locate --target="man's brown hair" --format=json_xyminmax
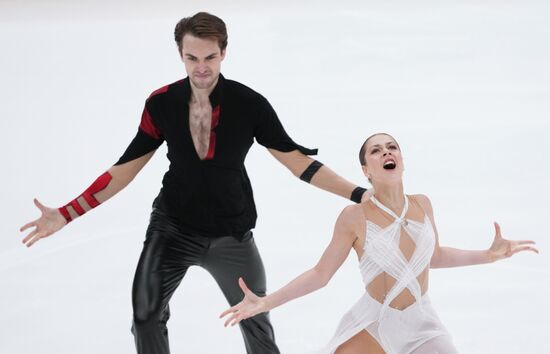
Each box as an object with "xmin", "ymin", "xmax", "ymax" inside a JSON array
[{"xmin": 174, "ymin": 12, "xmax": 228, "ymax": 54}]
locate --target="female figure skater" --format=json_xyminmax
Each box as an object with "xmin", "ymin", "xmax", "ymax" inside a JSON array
[{"xmin": 220, "ymin": 133, "xmax": 538, "ymax": 354}]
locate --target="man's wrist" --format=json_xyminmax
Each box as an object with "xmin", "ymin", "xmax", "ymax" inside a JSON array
[
  {"xmin": 58, "ymin": 171, "xmax": 113, "ymax": 223},
  {"xmin": 351, "ymin": 187, "xmax": 367, "ymax": 204}
]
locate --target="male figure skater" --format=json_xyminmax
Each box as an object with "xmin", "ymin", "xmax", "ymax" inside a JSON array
[{"xmin": 20, "ymin": 12, "xmax": 368, "ymax": 354}]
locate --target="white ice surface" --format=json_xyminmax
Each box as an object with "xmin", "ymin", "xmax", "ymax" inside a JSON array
[{"xmin": 1, "ymin": 1, "xmax": 549, "ymax": 353}]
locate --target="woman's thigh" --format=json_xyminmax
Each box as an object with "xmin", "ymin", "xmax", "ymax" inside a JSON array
[
  {"xmin": 410, "ymin": 335, "xmax": 458, "ymax": 354},
  {"xmin": 334, "ymin": 329, "xmax": 385, "ymax": 354}
]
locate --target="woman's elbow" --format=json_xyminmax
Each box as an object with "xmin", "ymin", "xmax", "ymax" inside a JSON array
[
  {"xmin": 314, "ymin": 268, "xmax": 332, "ymax": 288},
  {"xmin": 430, "ymin": 252, "xmax": 443, "ymax": 269}
]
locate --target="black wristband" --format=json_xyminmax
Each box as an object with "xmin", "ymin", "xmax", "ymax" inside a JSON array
[
  {"xmin": 299, "ymin": 160, "xmax": 324, "ymax": 183},
  {"xmin": 351, "ymin": 186, "xmax": 367, "ymax": 203}
]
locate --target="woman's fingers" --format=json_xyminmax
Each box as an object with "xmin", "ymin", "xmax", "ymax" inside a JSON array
[
  {"xmin": 231, "ymin": 316, "xmax": 242, "ymax": 327},
  {"xmin": 511, "ymin": 246, "xmax": 539, "ymax": 255},
  {"xmin": 493, "ymin": 222, "xmax": 502, "ymax": 238},
  {"xmin": 516, "ymin": 240, "xmax": 536, "ymax": 245},
  {"xmin": 224, "ymin": 312, "xmax": 243, "ymax": 327},
  {"xmin": 224, "ymin": 314, "xmax": 234, "ymax": 327},
  {"xmin": 221, "ymin": 279, "xmax": 262, "ymax": 328},
  {"xmin": 239, "ymin": 277, "xmax": 250, "ymax": 294},
  {"xmin": 219, "ymin": 305, "xmax": 237, "ymax": 319},
  {"xmin": 221, "ymin": 306, "xmax": 250, "ymax": 327}
]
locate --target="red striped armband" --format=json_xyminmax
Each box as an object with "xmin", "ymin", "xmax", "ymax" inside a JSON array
[{"xmin": 58, "ymin": 171, "xmax": 113, "ymax": 223}]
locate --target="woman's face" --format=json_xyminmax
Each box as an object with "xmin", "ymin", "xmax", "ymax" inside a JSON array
[{"xmin": 362, "ymin": 134, "xmax": 404, "ymax": 184}]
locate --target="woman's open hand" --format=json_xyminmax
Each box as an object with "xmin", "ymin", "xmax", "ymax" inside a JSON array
[
  {"xmin": 488, "ymin": 222, "xmax": 538, "ymax": 262},
  {"xmin": 219, "ymin": 277, "xmax": 268, "ymax": 327}
]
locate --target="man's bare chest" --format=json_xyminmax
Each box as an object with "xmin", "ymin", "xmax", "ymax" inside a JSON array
[{"xmin": 188, "ymin": 102, "xmax": 213, "ymax": 159}]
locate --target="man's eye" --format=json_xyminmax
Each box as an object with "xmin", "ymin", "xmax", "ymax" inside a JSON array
[
  {"xmin": 389, "ymin": 145, "xmax": 397, "ymax": 150},
  {"xmin": 371, "ymin": 149, "xmax": 379, "ymax": 154}
]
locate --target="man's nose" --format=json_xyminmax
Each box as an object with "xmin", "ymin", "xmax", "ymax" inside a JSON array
[{"xmin": 197, "ymin": 61, "xmax": 208, "ymax": 70}]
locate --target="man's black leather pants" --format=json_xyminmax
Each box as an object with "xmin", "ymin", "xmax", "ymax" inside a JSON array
[{"xmin": 130, "ymin": 208, "xmax": 279, "ymax": 354}]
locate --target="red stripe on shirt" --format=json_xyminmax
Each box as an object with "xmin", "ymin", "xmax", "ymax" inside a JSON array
[
  {"xmin": 205, "ymin": 105, "xmax": 220, "ymax": 160},
  {"xmin": 139, "ymin": 107, "xmax": 162, "ymax": 139}
]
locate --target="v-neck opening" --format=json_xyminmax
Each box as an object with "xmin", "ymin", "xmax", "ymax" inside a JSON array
[{"xmin": 183, "ymin": 76, "xmax": 224, "ymax": 162}]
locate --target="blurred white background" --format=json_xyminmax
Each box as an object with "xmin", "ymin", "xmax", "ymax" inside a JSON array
[{"xmin": 1, "ymin": 1, "xmax": 548, "ymax": 353}]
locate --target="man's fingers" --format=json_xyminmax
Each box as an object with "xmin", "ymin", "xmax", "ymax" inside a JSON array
[
  {"xmin": 20, "ymin": 221, "xmax": 37, "ymax": 232},
  {"xmin": 33, "ymin": 198, "xmax": 45, "ymax": 211},
  {"xmin": 22, "ymin": 229, "xmax": 38, "ymax": 244},
  {"xmin": 26, "ymin": 234, "xmax": 42, "ymax": 248}
]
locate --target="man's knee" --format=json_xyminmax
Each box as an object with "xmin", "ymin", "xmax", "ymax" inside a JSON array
[
  {"xmin": 132, "ymin": 302, "xmax": 169, "ymax": 329},
  {"xmin": 239, "ymin": 312, "xmax": 279, "ymax": 354},
  {"xmin": 240, "ymin": 311, "xmax": 275, "ymax": 337}
]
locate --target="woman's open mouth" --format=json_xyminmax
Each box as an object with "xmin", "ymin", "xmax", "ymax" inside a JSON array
[{"xmin": 383, "ymin": 160, "xmax": 396, "ymax": 170}]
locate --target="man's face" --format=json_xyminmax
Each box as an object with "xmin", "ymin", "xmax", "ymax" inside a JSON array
[{"xmin": 180, "ymin": 34, "xmax": 225, "ymax": 90}]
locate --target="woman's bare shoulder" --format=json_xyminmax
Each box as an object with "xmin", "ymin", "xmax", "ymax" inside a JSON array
[
  {"xmin": 409, "ymin": 193, "xmax": 430, "ymax": 201},
  {"xmin": 409, "ymin": 194, "xmax": 433, "ymax": 210},
  {"xmin": 336, "ymin": 203, "xmax": 369, "ymax": 233}
]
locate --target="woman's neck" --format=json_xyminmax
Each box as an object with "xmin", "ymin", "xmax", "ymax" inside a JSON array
[{"xmin": 372, "ymin": 182, "xmax": 405, "ymax": 215}]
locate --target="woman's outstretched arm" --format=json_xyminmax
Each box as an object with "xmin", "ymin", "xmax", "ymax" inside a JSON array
[
  {"xmin": 220, "ymin": 204, "xmax": 362, "ymax": 327},
  {"xmin": 416, "ymin": 195, "xmax": 539, "ymax": 268}
]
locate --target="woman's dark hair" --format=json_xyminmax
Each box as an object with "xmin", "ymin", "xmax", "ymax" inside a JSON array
[{"xmin": 358, "ymin": 133, "xmax": 400, "ymax": 166}]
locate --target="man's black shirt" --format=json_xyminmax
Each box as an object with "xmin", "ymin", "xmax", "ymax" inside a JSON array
[{"xmin": 116, "ymin": 74, "xmax": 317, "ymax": 237}]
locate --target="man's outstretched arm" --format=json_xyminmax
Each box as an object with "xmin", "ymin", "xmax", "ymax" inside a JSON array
[
  {"xmin": 268, "ymin": 149, "xmax": 369, "ymax": 203},
  {"xmin": 20, "ymin": 150, "xmax": 157, "ymax": 247},
  {"xmin": 20, "ymin": 95, "xmax": 165, "ymax": 247},
  {"xmin": 254, "ymin": 96, "xmax": 368, "ymax": 203}
]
